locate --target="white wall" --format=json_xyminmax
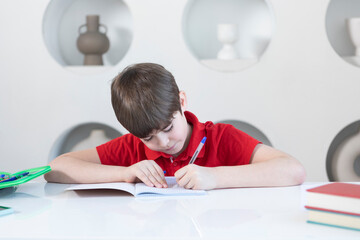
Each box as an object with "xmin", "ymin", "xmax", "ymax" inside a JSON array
[{"xmin": 1, "ymin": 0, "xmax": 360, "ymax": 181}]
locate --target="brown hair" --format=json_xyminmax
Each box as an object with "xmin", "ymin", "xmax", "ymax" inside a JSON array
[{"xmin": 111, "ymin": 63, "xmax": 182, "ymax": 138}]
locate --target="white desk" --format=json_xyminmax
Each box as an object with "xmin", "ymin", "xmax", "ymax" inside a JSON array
[{"xmin": 0, "ymin": 181, "xmax": 358, "ymax": 240}]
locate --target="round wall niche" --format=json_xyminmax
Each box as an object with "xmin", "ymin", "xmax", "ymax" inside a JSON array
[
  {"xmin": 182, "ymin": 0, "xmax": 275, "ymax": 72},
  {"xmin": 326, "ymin": 120, "xmax": 360, "ymax": 181},
  {"xmin": 48, "ymin": 122, "xmax": 122, "ymax": 162},
  {"xmin": 216, "ymin": 120, "xmax": 272, "ymax": 146},
  {"xmin": 43, "ymin": 0, "xmax": 133, "ymax": 70},
  {"xmin": 326, "ymin": 0, "xmax": 360, "ymax": 68}
]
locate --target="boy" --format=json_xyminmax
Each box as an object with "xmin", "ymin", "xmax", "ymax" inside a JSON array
[{"xmin": 45, "ymin": 63, "xmax": 306, "ymax": 190}]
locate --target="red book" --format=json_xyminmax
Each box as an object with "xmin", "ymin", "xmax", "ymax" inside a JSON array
[{"xmin": 305, "ymin": 183, "xmax": 360, "ymax": 216}]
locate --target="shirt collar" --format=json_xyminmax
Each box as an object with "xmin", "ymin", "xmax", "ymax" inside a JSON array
[{"xmin": 144, "ymin": 111, "xmax": 206, "ymax": 161}]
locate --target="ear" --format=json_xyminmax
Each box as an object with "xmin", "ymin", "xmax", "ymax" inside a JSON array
[{"xmin": 179, "ymin": 91, "xmax": 188, "ymax": 113}]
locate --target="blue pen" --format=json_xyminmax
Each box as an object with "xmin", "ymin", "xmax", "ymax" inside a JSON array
[
  {"xmin": 0, "ymin": 174, "xmax": 8, "ymax": 180},
  {"xmin": 189, "ymin": 137, "xmax": 207, "ymax": 164},
  {"xmin": 0, "ymin": 172, "xmax": 29, "ymax": 183}
]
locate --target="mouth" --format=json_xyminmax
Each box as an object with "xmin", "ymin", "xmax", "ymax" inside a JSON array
[{"xmin": 166, "ymin": 143, "xmax": 176, "ymax": 152}]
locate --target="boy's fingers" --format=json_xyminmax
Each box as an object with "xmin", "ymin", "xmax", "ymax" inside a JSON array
[
  {"xmin": 136, "ymin": 167, "xmax": 157, "ymax": 187},
  {"xmin": 175, "ymin": 168, "xmax": 191, "ymax": 188},
  {"xmin": 147, "ymin": 161, "xmax": 167, "ymax": 188},
  {"xmin": 137, "ymin": 172, "xmax": 154, "ymax": 187},
  {"xmin": 174, "ymin": 165, "xmax": 187, "ymax": 180},
  {"xmin": 146, "ymin": 173, "xmax": 163, "ymax": 188},
  {"xmin": 145, "ymin": 164, "xmax": 166, "ymax": 188},
  {"xmin": 134, "ymin": 160, "xmax": 167, "ymax": 188},
  {"xmin": 152, "ymin": 164, "xmax": 167, "ymax": 187},
  {"xmin": 138, "ymin": 166, "xmax": 160, "ymax": 188},
  {"xmin": 151, "ymin": 169, "xmax": 167, "ymax": 188},
  {"xmin": 184, "ymin": 180, "xmax": 195, "ymax": 189},
  {"xmin": 178, "ymin": 175, "xmax": 191, "ymax": 188}
]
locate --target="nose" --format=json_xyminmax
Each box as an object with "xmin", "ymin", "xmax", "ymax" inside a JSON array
[{"xmin": 157, "ymin": 133, "xmax": 169, "ymax": 148}]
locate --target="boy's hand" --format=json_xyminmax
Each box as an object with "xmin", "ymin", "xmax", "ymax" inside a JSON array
[
  {"xmin": 175, "ymin": 165, "xmax": 217, "ymax": 190},
  {"xmin": 126, "ymin": 160, "xmax": 167, "ymax": 188}
]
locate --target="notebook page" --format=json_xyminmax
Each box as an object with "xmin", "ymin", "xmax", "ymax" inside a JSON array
[
  {"xmin": 135, "ymin": 177, "xmax": 206, "ymax": 197},
  {"xmin": 66, "ymin": 182, "xmax": 136, "ymax": 195}
]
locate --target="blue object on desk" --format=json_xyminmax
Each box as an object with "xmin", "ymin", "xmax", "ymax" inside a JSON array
[
  {"xmin": 0, "ymin": 166, "xmax": 51, "ymax": 190},
  {"xmin": 0, "ymin": 172, "xmax": 29, "ymax": 183}
]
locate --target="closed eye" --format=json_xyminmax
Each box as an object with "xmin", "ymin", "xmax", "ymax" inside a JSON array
[
  {"xmin": 142, "ymin": 124, "xmax": 173, "ymax": 142},
  {"xmin": 163, "ymin": 125, "xmax": 173, "ymax": 133},
  {"xmin": 143, "ymin": 136, "xmax": 153, "ymax": 142}
]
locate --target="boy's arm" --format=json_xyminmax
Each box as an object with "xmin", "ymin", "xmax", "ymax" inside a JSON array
[
  {"xmin": 212, "ymin": 144, "xmax": 306, "ymax": 188},
  {"xmin": 45, "ymin": 149, "xmax": 168, "ymax": 187},
  {"xmin": 45, "ymin": 149, "xmax": 129, "ymax": 184},
  {"xmin": 175, "ymin": 144, "xmax": 306, "ymax": 190}
]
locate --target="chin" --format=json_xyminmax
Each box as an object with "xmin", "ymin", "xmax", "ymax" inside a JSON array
[{"xmin": 172, "ymin": 145, "xmax": 184, "ymax": 157}]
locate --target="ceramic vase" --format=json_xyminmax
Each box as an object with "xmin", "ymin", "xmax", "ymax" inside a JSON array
[
  {"xmin": 332, "ymin": 127, "xmax": 360, "ymax": 181},
  {"xmin": 217, "ymin": 24, "xmax": 239, "ymax": 60},
  {"xmin": 77, "ymin": 15, "xmax": 110, "ymax": 65},
  {"xmin": 347, "ymin": 18, "xmax": 360, "ymax": 56}
]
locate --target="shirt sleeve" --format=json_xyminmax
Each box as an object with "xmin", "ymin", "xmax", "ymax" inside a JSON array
[
  {"xmin": 96, "ymin": 134, "xmax": 142, "ymax": 166},
  {"xmin": 218, "ymin": 125, "xmax": 261, "ymax": 165}
]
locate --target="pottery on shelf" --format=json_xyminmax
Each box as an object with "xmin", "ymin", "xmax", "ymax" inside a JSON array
[
  {"xmin": 77, "ymin": 15, "xmax": 110, "ymax": 65},
  {"xmin": 347, "ymin": 18, "xmax": 360, "ymax": 56},
  {"xmin": 217, "ymin": 24, "xmax": 239, "ymax": 60}
]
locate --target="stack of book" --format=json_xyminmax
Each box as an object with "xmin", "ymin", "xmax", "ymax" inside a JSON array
[{"xmin": 305, "ymin": 182, "xmax": 360, "ymax": 231}]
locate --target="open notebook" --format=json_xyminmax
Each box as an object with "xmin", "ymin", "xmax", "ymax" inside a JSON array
[{"xmin": 66, "ymin": 177, "xmax": 207, "ymax": 197}]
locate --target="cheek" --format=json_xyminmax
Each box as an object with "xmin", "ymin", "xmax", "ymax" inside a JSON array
[
  {"xmin": 173, "ymin": 120, "xmax": 188, "ymax": 140},
  {"xmin": 143, "ymin": 143, "xmax": 160, "ymax": 152},
  {"xmin": 141, "ymin": 141, "xmax": 156, "ymax": 151},
  {"xmin": 171, "ymin": 127, "xmax": 187, "ymax": 141}
]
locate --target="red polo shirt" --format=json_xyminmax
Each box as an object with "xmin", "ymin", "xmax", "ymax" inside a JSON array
[{"xmin": 96, "ymin": 111, "xmax": 260, "ymax": 176}]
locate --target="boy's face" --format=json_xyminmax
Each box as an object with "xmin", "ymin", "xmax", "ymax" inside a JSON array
[
  {"xmin": 140, "ymin": 111, "xmax": 191, "ymax": 157},
  {"xmin": 140, "ymin": 91, "xmax": 191, "ymax": 157}
]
